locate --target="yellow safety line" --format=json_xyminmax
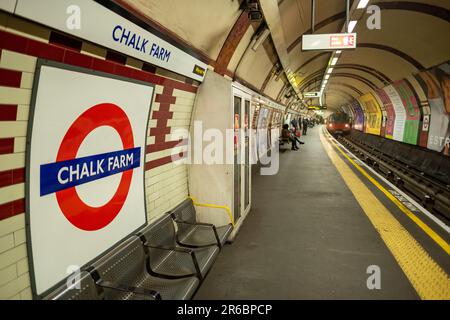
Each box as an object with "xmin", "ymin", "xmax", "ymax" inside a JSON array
[
  {"xmin": 325, "ymin": 130, "xmax": 450, "ymax": 255},
  {"xmin": 189, "ymin": 196, "xmax": 235, "ymax": 227},
  {"xmin": 320, "ymin": 130, "xmax": 450, "ymax": 300}
]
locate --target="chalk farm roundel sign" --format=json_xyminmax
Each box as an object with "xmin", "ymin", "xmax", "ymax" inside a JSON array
[{"xmin": 28, "ymin": 61, "xmax": 153, "ymax": 296}]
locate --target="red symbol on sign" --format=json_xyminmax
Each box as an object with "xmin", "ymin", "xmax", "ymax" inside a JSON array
[
  {"xmin": 56, "ymin": 103, "xmax": 135, "ymax": 231},
  {"xmin": 330, "ymin": 35, "xmax": 355, "ymax": 48}
]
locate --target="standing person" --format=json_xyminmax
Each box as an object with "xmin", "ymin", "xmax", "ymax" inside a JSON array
[
  {"xmin": 302, "ymin": 118, "xmax": 309, "ymax": 135},
  {"xmin": 290, "ymin": 118, "xmax": 298, "ymax": 131}
]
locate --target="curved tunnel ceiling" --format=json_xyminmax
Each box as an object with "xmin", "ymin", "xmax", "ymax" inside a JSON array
[
  {"xmin": 116, "ymin": 0, "xmax": 450, "ymax": 111},
  {"xmin": 282, "ymin": 0, "xmax": 450, "ymax": 110}
]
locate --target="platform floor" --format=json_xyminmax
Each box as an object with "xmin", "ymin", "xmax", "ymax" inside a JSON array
[{"xmin": 194, "ymin": 126, "xmax": 424, "ymax": 299}]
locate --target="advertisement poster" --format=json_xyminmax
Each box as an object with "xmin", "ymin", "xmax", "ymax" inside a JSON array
[
  {"xmin": 351, "ymin": 100, "xmax": 365, "ymax": 131},
  {"xmin": 377, "ymin": 88, "xmax": 395, "ymax": 139},
  {"xmin": 415, "ymin": 63, "xmax": 450, "ymax": 155},
  {"xmin": 393, "ymin": 80, "xmax": 421, "ymax": 145},
  {"xmin": 383, "ymin": 85, "xmax": 406, "ymax": 142},
  {"xmin": 359, "ymin": 93, "xmax": 382, "ymax": 135}
]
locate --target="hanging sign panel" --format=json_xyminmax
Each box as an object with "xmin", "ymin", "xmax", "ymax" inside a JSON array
[
  {"xmin": 13, "ymin": 0, "xmax": 207, "ymax": 81},
  {"xmin": 303, "ymin": 92, "xmax": 321, "ymax": 98},
  {"xmin": 27, "ymin": 61, "xmax": 152, "ymax": 297},
  {"xmin": 302, "ymin": 33, "xmax": 357, "ymax": 51}
]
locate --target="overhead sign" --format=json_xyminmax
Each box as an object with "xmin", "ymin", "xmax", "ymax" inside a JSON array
[
  {"xmin": 13, "ymin": 0, "xmax": 208, "ymax": 81},
  {"xmin": 27, "ymin": 61, "xmax": 152, "ymax": 296},
  {"xmin": 302, "ymin": 33, "xmax": 357, "ymax": 51},
  {"xmin": 308, "ymin": 105, "xmax": 327, "ymax": 110},
  {"xmin": 303, "ymin": 92, "xmax": 321, "ymax": 98}
]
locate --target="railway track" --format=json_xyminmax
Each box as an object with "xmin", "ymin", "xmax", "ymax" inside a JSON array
[{"xmin": 337, "ymin": 134, "xmax": 450, "ymax": 224}]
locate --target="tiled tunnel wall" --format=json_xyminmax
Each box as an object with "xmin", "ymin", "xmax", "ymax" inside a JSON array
[{"xmin": 0, "ymin": 14, "xmax": 197, "ymax": 299}]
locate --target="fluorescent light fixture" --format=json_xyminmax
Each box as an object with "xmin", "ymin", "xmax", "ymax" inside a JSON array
[
  {"xmin": 327, "ymin": 68, "xmax": 333, "ymax": 74},
  {"xmin": 331, "ymin": 57, "xmax": 338, "ymax": 66},
  {"xmin": 357, "ymin": 0, "xmax": 370, "ymax": 9},
  {"xmin": 252, "ymin": 28, "xmax": 270, "ymax": 51},
  {"xmin": 348, "ymin": 20, "xmax": 358, "ymax": 33},
  {"xmin": 325, "ymin": 74, "xmax": 330, "ymax": 80},
  {"xmin": 336, "ymin": 50, "xmax": 342, "ymax": 54}
]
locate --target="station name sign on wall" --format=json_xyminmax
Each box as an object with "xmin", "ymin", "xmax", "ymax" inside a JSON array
[
  {"xmin": 11, "ymin": 0, "xmax": 208, "ymax": 81},
  {"xmin": 27, "ymin": 61, "xmax": 152, "ymax": 296}
]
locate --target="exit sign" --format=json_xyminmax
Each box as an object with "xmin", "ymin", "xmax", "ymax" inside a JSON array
[{"xmin": 302, "ymin": 33, "xmax": 357, "ymax": 51}]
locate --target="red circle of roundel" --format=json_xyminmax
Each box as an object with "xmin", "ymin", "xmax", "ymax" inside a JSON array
[{"xmin": 55, "ymin": 103, "xmax": 135, "ymax": 231}]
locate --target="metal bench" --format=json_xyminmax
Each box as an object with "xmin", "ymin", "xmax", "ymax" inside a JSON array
[
  {"xmin": 170, "ymin": 198, "xmax": 233, "ymax": 249},
  {"xmin": 139, "ymin": 213, "xmax": 219, "ymax": 281},
  {"xmin": 44, "ymin": 271, "xmax": 101, "ymax": 300},
  {"xmin": 89, "ymin": 236, "xmax": 199, "ymax": 300}
]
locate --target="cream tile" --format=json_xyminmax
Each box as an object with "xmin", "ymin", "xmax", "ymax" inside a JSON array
[
  {"xmin": 0, "ymin": 153, "xmax": 25, "ymax": 171},
  {"xmin": 0, "ymin": 214, "xmax": 25, "ymax": 238},
  {"xmin": 0, "ymin": 234, "xmax": 14, "ymax": 254},
  {"xmin": 13, "ymin": 137, "xmax": 26, "ymax": 153},
  {"xmin": 0, "ymin": 87, "xmax": 31, "ymax": 105},
  {"xmin": 0, "ymin": 244, "xmax": 27, "ymax": 270},
  {"xmin": 0, "ymin": 50, "xmax": 37, "ymax": 73}
]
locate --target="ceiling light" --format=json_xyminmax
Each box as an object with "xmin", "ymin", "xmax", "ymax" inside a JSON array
[
  {"xmin": 348, "ymin": 20, "xmax": 358, "ymax": 33},
  {"xmin": 331, "ymin": 57, "xmax": 338, "ymax": 66},
  {"xmin": 327, "ymin": 68, "xmax": 333, "ymax": 74},
  {"xmin": 357, "ymin": 0, "xmax": 370, "ymax": 9},
  {"xmin": 336, "ymin": 50, "xmax": 342, "ymax": 54},
  {"xmin": 325, "ymin": 74, "xmax": 330, "ymax": 80}
]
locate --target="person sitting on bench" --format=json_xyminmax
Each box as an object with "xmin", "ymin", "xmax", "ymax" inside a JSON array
[
  {"xmin": 282, "ymin": 124, "xmax": 303, "ymax": 151},
  {"xmin": 291, "ymin": 126, "xmax": 305, "ymax": 146}
]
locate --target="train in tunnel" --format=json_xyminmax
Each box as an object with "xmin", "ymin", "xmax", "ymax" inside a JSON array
[
  {"xmin": 326, "ymin": 111, "xmax": 352, "ymax": 136},
  {"xmin": 0, "ymin": 0, "xmax": 449, "ymax": 303}
]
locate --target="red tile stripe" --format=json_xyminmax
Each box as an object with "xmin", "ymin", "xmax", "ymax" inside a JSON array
[
  {"xmin": 0, "ymin": 68, "xmax": 22, "ymax": 87},
  {"xmin": 152, "ymin": 110, "xmax": 173, "ymax": 120},
  {"xmin": 151, "ymin": 87, "xmax": 176, "ymax": 145},
  {"xmin": 0, "ymin": 198, "xmax": 25, "ymax": 221},
  {"xmin": 155, "ymin": 94, "xmax": 176, "ymax": 105},
  {"xmin": 149, "ymin": 127, "xmax": 171, "ymax": 136},
  {"xmin": 0, "ymin": 30, "xmax": 198, "ymax": 94},
  {"xmin": 0, "ymin": 138, "xmax": 14, "ymax": 154},
  {"xmin": 0, "ymin": 168, "xmax": 25, "ymax": 188},
  {"xmin": 146, "ymin": 139, "xmax": 188, "ymax": 154},
  {"xmin": 0, "ymin": 105, "xmax": 18, "ymax": 121}
]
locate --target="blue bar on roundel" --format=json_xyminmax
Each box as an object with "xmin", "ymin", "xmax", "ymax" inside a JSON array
[{"xmin": 39, "ymin": 147, "xmax": 141, "ymax": 196}]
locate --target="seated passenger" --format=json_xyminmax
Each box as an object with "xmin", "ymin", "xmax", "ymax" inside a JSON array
[
  {"xmin": 291, "ymin": 127, "xmax": 305, "ymax": 145},
  {"xmin": 282, "ymin": 124, "xmax": 304, "ymax": 151}
]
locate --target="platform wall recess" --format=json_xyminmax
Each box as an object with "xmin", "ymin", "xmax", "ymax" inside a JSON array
[{"xmin": 0, "ymin": 13, "xmax": 198, "ymax": 299}]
